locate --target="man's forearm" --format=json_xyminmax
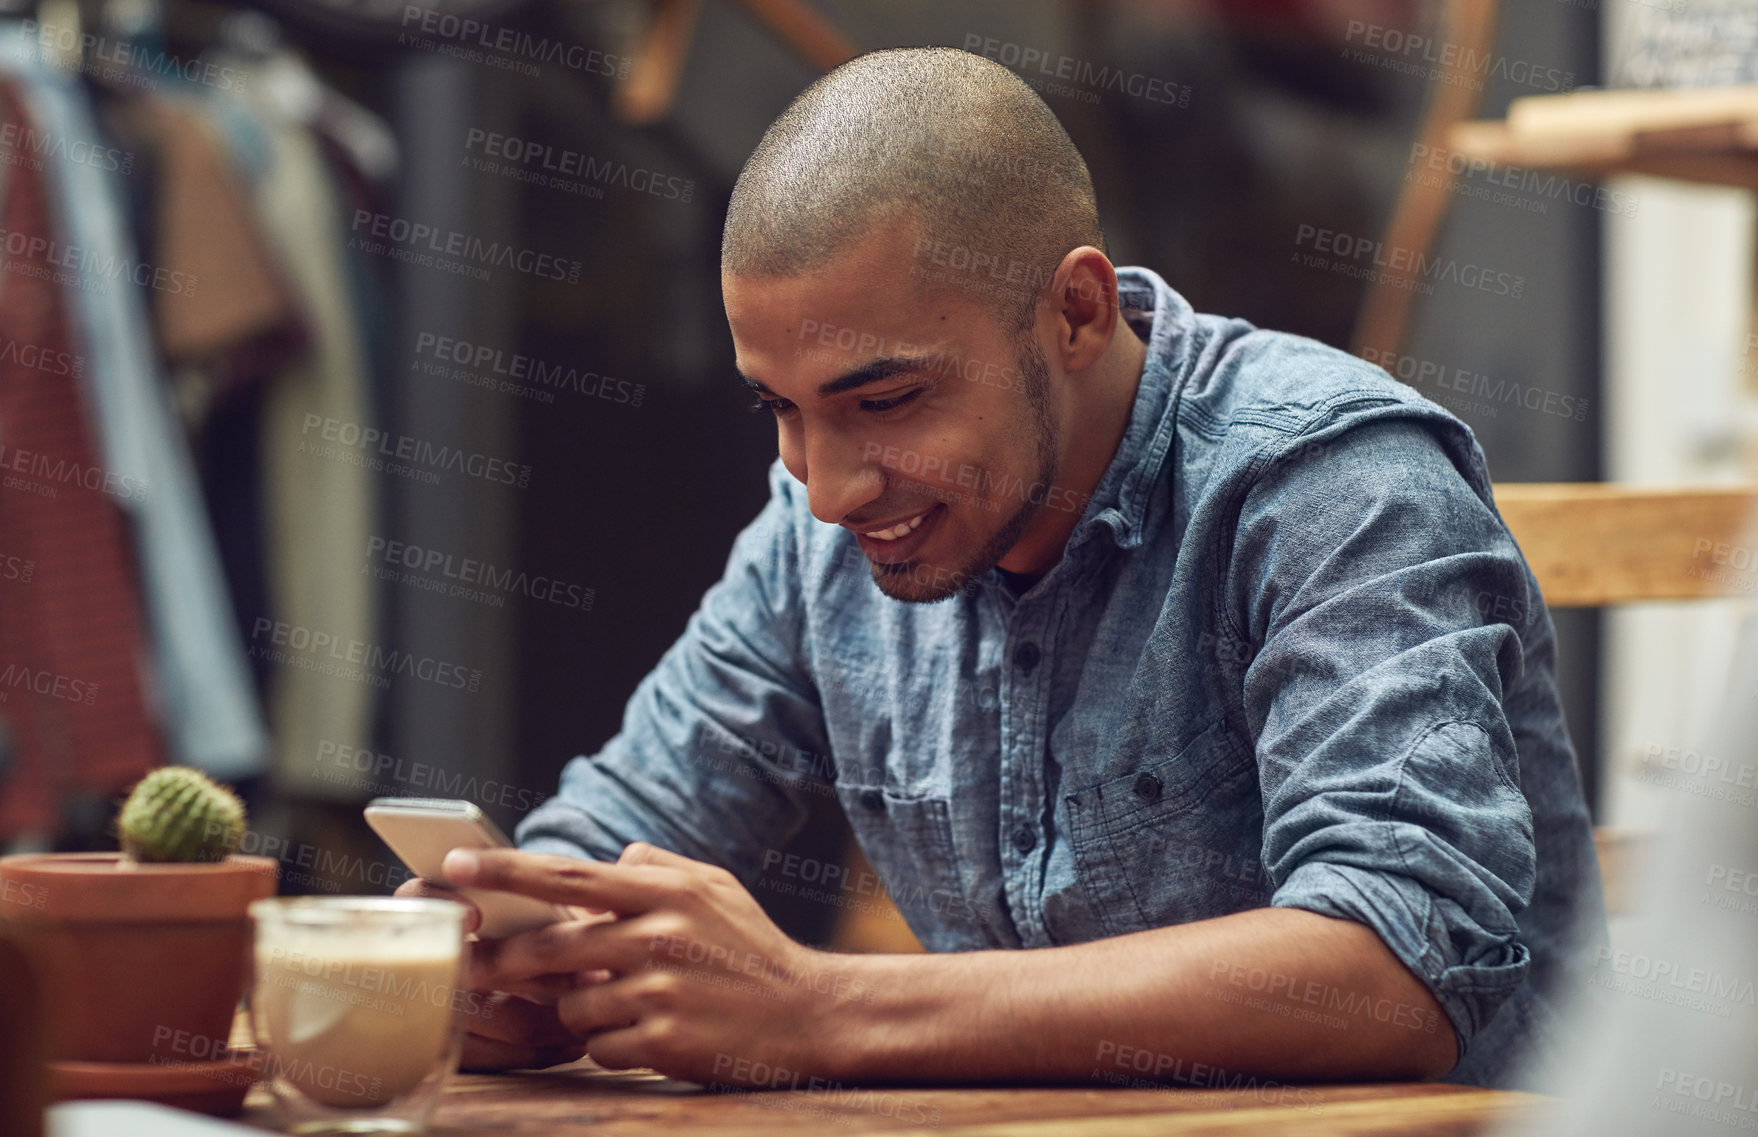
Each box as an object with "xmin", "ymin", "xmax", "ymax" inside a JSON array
[{"xmin": 821, "ymin": 907, "xmax": 1459, "ymax": 1084}]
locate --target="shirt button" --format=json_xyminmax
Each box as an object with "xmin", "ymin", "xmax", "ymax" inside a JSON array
[
  {"xmin": 859, "ymin": 789, "xmax": 885, "ymax": 813},
  {"xmin": 1132, "ymin": 773, "xmax": 1163, "ymax": 804},
  {"xmin": 1011, "ymin": 825, "xmax": 1037, "ymax": 854},
  {"xmin": 1012, "ymin": 642, "xmax": 1041, "ymax": 674}
]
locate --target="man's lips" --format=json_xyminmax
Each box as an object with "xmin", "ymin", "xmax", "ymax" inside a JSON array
[
  {"xmin": 850, "ymin": 503, "xmax": 944, "ymax": 564},
  {"xmin": 850, "ymin": 510, "xmax": 929, "ymax": 539}
]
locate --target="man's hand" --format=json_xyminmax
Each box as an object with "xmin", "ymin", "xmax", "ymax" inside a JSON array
[
  {"xmin": 392, "ymin": 875, "xmax": 596, "ymax": 1071},
  {"xmin": 432, "ymin": 843, "xmax": 875, "ymax": 1083}
]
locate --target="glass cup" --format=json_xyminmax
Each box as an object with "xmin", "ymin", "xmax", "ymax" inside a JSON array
[{"xmin": 248, "ymin": 897, "xmax": 469, "ymax": 1134}]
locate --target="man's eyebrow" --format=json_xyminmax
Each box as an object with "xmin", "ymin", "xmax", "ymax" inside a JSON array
[{"xmin": 739, "ymin": 355, "xmax": 939, "ymax": 400}]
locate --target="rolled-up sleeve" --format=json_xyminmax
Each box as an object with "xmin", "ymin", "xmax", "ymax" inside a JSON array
[
  {"xmin": 1229, "ymin": 414, "xmax": 1537, "ymax": 1064},
  {"xmin": 516, "ymin": 460, "xmax": 832, "ymax": 880}
]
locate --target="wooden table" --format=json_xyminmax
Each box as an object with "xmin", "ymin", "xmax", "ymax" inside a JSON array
[{"xmin": 237, "ymin": 1064, "xmax": 1548, "ymax": 1136}]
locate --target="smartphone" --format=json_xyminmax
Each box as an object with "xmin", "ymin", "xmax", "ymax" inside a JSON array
[{"xmin": 364, "ymin": 797, "xmax": 572, "ymax": 938}]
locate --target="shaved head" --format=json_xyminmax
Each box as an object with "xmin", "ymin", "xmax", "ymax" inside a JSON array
[{"xmin": 722, "ymin": 46, "xmax": 1106, "ymax": 339}]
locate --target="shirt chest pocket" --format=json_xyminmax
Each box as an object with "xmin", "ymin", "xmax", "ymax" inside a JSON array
[
  {"xmin": 835, "ymin": 785, "xmax": 975, "ymax": 952},
  {"xmin": 1061, "ymin": 720, "xmax": 1271, "ymax": 939}
]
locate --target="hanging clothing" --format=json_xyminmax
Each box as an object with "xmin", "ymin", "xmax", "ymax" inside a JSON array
[
  {"xmin": 98, "ymin": 88, "xmax": 312, "ymax": 722},
  {"xmin": 101, "ymin": 92, "xmax": 308, "ymax": 427},
  {"xmin": 215, "ymin": 50, "xmax": 381, "ymax": 799},
  {"xmin": 0, "ymin": 30, "xmax": 269, "ymax": 782},
  {"xmin": 0, "ymin": 79, "xmax": 162, "ymax": 838},
  {"xmin": 309, "ymin": 102, "xmax": 397, "ymax": 432}
]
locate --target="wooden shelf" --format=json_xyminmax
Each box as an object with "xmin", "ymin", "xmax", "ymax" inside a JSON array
[{"xmin": 1449, "ymin": 85, "xmax": 1758, "ymax": 190}]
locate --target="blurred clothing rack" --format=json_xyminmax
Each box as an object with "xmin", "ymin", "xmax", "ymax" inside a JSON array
[{"xmin": 0, "ymin": 0, "xmax": 397, "ymax": 849}]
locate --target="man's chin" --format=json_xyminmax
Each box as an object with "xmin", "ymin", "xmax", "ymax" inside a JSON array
[
  {"xmin": 867, "ymin": 560, "xmax": 973, "ymax": 604},
  {"xmin": 863, "ymin": 497, "xmax": 1043, "ymax": 603}
]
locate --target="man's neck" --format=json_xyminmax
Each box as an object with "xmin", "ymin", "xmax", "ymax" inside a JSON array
[{"xmin": 996, "ymin": 319, "xmax": 1151, "ymax": 577}]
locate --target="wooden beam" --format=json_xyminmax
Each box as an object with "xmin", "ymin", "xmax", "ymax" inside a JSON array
[{"xmin": 1492, "ymin": 483, "xmax": 1758, "ymax": 607}]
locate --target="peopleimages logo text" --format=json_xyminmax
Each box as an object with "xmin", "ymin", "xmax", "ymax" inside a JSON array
[
  {"xmin": 0, "ymin": 331, "xmax": 82, "ymax": 377},
  {"xmin": 0, "ymin": 664, "xmax": 96, "ymax": 705},
  {"xmin": 399, "ymin": 5, "xmax": 629, "ymax": 78},
  {"xmin": 464, "ymin": 130, "xmax": 694, "ymax": 202},
  {"xmin": 0, "ymin": 121, "xmax": 133, "ymax": 174},
  {"xmin": 1343, "ymin": 21, "xmax": 1574, "ymax": 92},
  {"xmin": 17, "ymin": 20, "xmax": 249, "ymax": 92},
  {"xmin": 299, "ymin": 414, "xmax": 532, "ymax": 488},
  {"xmin": 365, "ymin": 536, "xmax": 594, "ymax": 613},
  {"xmin": 961, "ymin": 33, "xmax": 1191, "ymax": 106},
  {"xmin": 1294, "ymin": 224, "xmax": 1524, "ymax": 299},
  {"xmin": 349, "ymin": 210, "xmax": 582, "ymax": 284},
  {"xmin": 0, "ymin": 444, "xmax": 147, "ymax": 500},
  {"xmin": 250, "ymin": 618, "xmax": 483, "ymax": 693},
  {"xmin": 0, "ymin": 225, "xmax": 197, "ymax": 295},
  {"xmin": 413, "ymin": 332, "xmax": 644, "ymax": 406}
]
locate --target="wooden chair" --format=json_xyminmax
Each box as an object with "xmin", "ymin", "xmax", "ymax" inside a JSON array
[
  {"xmin": 827, "ymin": 840, "xmax": 925, "ymax": 954},
  {"xmin": 613, "ymin": 0, "xmax": 857, "ymax": 125},
  {"xmin": 1451, "ymin": 83, "xmax": 1758, "ymax": 398},
  {"xmin": 1494, "ymin": 482, "xmax": 1758, "ymax": 915},
  {"xmin": 1352, "ymin": 0, "xmax": 1501, "ymax": 361}
]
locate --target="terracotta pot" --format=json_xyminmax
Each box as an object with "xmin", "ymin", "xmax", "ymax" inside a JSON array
[
  {"xmin": 0, "ymin": 853, "xmax": 277, "ymax": 1065},
  {"xmin": 0, "ymin": 929, "xmax": 45, "ymax": 1137}
]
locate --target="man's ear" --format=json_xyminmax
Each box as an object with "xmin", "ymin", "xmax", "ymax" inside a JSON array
[{"xmin": 1047, "ymin": 246, "xmax": 1119, "ymax": 373}]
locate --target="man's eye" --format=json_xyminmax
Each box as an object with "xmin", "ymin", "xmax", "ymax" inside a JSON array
[
  {"xmin": 860, "ymin": 388, "xmax": 925, "ymax": 414},
  {"xmin": 749, "ymin": 397, "xmax": 796, "ymax": 417}
]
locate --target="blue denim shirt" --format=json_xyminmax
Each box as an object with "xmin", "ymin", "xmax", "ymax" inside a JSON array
[{"xmin": 518, "ymin": 266, "xmax": 1607, "ymax": 1088}]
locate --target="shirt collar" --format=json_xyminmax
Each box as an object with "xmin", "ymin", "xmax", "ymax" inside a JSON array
[{"xmin": 1067, "ymin": 265, "xmax": 1193, "ymax": 553}]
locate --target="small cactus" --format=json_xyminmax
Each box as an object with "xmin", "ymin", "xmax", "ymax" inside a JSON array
[{"xmin": 117, "ymin": 767, "xmax": 246, "ymax": 863}]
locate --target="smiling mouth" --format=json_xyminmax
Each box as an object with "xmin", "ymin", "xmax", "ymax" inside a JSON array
[
  {"xmin": 852, "ymin": 503, "xmax": 945, "ymax": 566},
  {"xmin": 861, "ymin": 511, "xmax": 930, "ymax": 541}
]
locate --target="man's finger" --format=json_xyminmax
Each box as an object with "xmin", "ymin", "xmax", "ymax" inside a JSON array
[
  {"xmin": 461, "ymin": 1034, "xmax": 588, "ymax": 1072},
  {"xmin": 469, "ymin": 918, "xmax": 646, "ymax": 989},
  {"xmin": 616, "ymin": 841, "xmax": 699, "ymax": 870},
  {"xmin": 442, "ymin": 847, "xmax": 681, "ymax": 915},
  {"xmin": 584, "ymin": 1024, "xmax": 648, "ymax": 1072},
  {"xmin": 394, "ymin": 877, "xmax": 481, "ymax": 934},
  {"xmin": 556, "ymin": 974, "xmax": 642, "ymax": 1038},
  {"xmin": 461, "ymin": 990, "xmax": 582, "ymax": 1047}
]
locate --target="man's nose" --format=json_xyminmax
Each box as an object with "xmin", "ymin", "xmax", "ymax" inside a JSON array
[{"xmin": 801, "ymin": 425, "xmax": 882, "ymax": 526}]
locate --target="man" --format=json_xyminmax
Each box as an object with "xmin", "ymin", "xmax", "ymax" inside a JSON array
[{"xmin": 403, "ymin": 45, "xmax": 1605, "ymax": 1090}]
